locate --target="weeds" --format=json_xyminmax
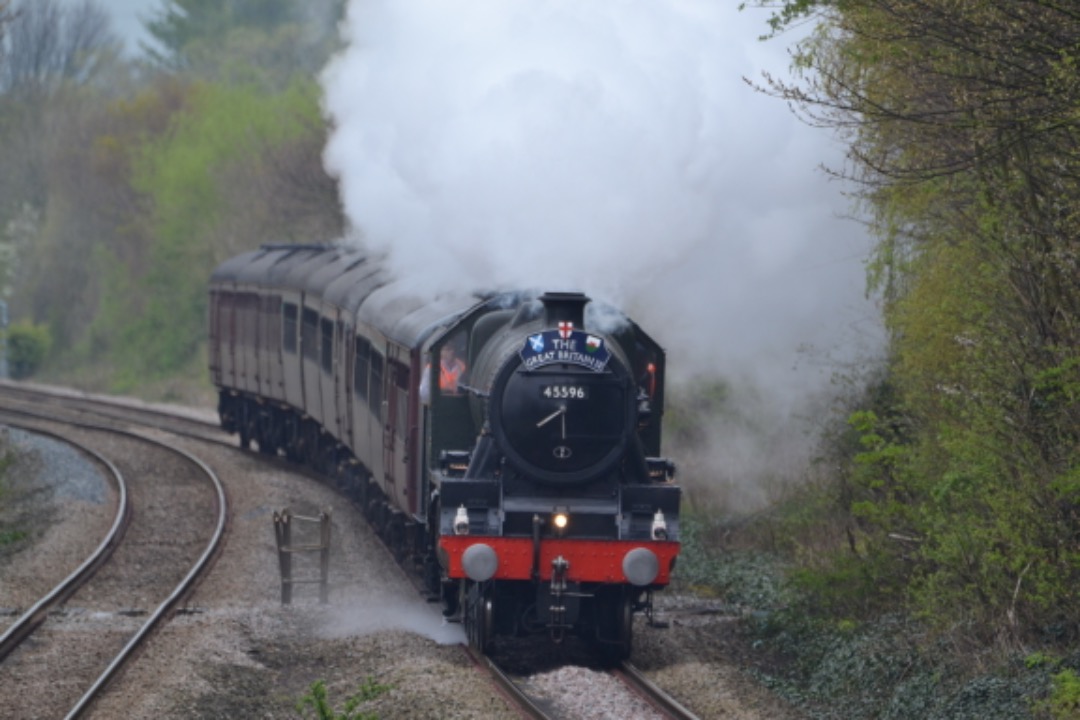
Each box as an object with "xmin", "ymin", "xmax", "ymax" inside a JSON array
[
  {"xmin": 0, "ymin": 529, "xmax": 28, "ymax": 547},
  {"xmin": 681, "ymin": 509, "xmax": 1065, "ymax": 719},
  {"xmin": 295, "ymin": 677, "xmax": 391, "ymax": 720},
  {"xmin": 0, "ymin": 449, "xmax": 20, "ymax": 548}
]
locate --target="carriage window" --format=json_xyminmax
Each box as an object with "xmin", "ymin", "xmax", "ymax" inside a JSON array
[
  {"xmin": 215, "ymin": 291, "xmax": 233, "ymax": 349},
  {"xmin": 237, "ymin": 293, "xmax": 252, "ymax": 347},
  {"xmin": 234, "ymin": 295, "xmax": 243, "ymax": 347},
  {"xmin": 282, "ymin": 303, "xmax": 298, "ymax": 354},
  {"xmin": 320, "ymin": 317, "xmax": 334, "ymax": 373},
  {"xmin": 265, "ymin": 296, "xmax": 281, "ymax": 349},
  {"xmin": 301, "ymin": 308, "xmax": 318, "ymax": 362},
  {"xmin": 209, "ymin": 291, "xmax": 219, "ymax": 341},
  {"xmin": 369, "ymin": 351, "xmax": 384, "ymax": 416},
  {"xmin": 354, "ymin": 337, "xmax": 371, "ymax": 400},
  {"xmin": 392, "ymin": 361, "xmax": 410, "ymax": 438},
  {"xmin": 246, "ymin": 293, "xmax": 259, "ymax": 348}
]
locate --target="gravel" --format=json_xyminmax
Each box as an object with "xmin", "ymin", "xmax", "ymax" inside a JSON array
[
  {"xmin": 0, "ymin": 427, "xmax": 115, "ymax": 618},
  {"xmin": 0, "ymin": 399, "xmax": 802, "ymax": 720}
]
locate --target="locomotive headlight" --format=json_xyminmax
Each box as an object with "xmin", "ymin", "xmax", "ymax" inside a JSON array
[
  {"xmin": 453, "ymin": 505, "xmax": 470, "ymax": 536},
  {"xmin": 552, "ymin": 508, "xmax": 569, "ymax": 535},
  {"xmin": 651, "ymin": 509, "xmax": 668, "ymax": 541}
]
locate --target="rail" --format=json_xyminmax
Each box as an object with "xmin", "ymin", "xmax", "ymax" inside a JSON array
[
  {"xmin": 0, "ymin": 428, "xmax": 129, "ymax": 661},
  {"xmin": 0, "ymin": 405, "xmax": 229, "ymax": 719}
]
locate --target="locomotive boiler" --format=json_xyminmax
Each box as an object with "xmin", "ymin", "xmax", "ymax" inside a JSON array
[{"xmin": 209, "ymin": 243, "xmax": 680, "ymax": 658}]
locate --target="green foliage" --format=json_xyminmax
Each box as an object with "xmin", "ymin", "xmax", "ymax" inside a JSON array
[
  {"xmin": 680, "ymin": 517, "xmax": 1054, "ymax": 720},
  {"xmin": 674, "ymin": 514, "xmax": 790, "ymax": 609},
  {"xmin": 143, "ymin": 0, "xmax": 342, "ymax": 87},
  {"xmin": 146, "ymin": 0, "xmax": 297, "ymax": 64},
  {"xmin": 95, "ymin": 77, "xmax": 323, "ymax": 382},
  {"xmin": 0, "ymin": 448, "xmax": 22, "ymax": 547},
  {"xmin": 0, "ymin": 3, "xmax": 338, "ymax": 399},
  {"xmin": 6, "ymin": 320, "xmax": 52, "ymax": 379},
  {"xmin": 295, "ymin": 678, "xmax": 390, "ymax": 720},
  {"xmin": 1036, "ymin": 669, "xmax": 1080, "ymax": 720},
  {"xmin": 1025, "ymin": 652, "xmax": 1058, "ymax": 670},
  {"xmin": 749, "ymin": 0, "xmax": 1080, "ymax": 644},
  {"xmin": 743, "ymin": 0, "xmax": 826, "ymax": 39},
  {"xmin": 0, "ymin": 528, "xmax": 26, "ymax": 546}
]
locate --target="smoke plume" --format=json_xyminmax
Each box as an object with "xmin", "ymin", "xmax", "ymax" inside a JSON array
[{"xmin": 321, "ymin": 0, "xmax": 882, "ymax": 510}]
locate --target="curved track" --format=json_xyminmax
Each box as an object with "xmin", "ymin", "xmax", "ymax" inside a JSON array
[
  {"xmin": 0, "ymin": 429, "xmax": 130, "ymax": 658},
  {"xmin": 0, "ymin": 395, "xmax": 228, "ymax": 719},
  {"xmin": 0, "ymin": 383, "xmax": 703, "ymax": 718},
  {"xmin": 0, "ymin": 380, "xmax": 224, "ymax": 441}
]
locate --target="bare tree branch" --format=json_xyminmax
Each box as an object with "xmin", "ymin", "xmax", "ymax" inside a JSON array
[{"xmin": 0, "ymin": 0, "xmax": 117, "ymax": 98}]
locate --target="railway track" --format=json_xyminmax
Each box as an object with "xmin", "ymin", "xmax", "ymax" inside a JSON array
[
  {"xmin": 0, "ymin": 400, "xmax": 227, "ymax": 719},
  {"xmin": 467, "ymin": 645, "xmax": 701, "ymax": 720},
  {"xmin": 616, "ymin": 661, "xmax": 701, "ymax": 719},
  {"xmin": 0, "ymin": 383, "xmax": 710, "ymax": 718},
  {"xmin": 0, "ymin": 380, "xmax": 224, "ymax": 441}
]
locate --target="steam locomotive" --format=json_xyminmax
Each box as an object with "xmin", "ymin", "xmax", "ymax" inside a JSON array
[{"xmin": 209, "ymin": 243, "xmax": 680, "ymax": 658}]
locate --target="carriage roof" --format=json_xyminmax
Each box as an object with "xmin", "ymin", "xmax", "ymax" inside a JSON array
[{"xmin": 210, "ymin": 243, "xmax": 481, "ymax": 348}]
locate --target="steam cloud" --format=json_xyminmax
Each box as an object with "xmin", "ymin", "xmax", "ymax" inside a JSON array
[{"xmin": 321, "ymin": 0, "xmax": 882, "ymax": 509}]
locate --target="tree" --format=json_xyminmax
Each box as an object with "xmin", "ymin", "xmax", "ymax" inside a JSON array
[
  {"xmin": 145, "ymin": 0, "xmax": 291, "ymax": 60},
  {"xmin": 0, "ymin": 0, "xmax": 123, "ymax": 343},
  {"xmin": 7, "ymin": 77, "xmax": 192, "ymax": 358},
  {"xmin": 756, "ymin": 0, "xmax": 1080, "ymax": 639},
  {"xmin": 6, "ymin": 320, "xmax": 51, "ymax": 379},
  {"xmin": 0, "ymin": 0, "xmax": 118, "ymax": 98},
  {"xmin": 0, "ymin": 0, "xmax": 120, "ymax": 224},
  {"xmin": 90, "ymin": 78, "xmax": 339, "ymax": 385},
  {"xmin": 142, "ymin": 0, "xmax": 342, "ymax": 85},
  {"xmin": 0, "ymin": 2, "xmax": 12, "ymax": 43}
]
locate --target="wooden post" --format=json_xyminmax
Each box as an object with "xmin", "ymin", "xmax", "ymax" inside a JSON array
[
  {"xmin": 319, "ymin": 511, "xmax": 331, "ymax": 604},
  {"xmin": 273, "ymin": 507, "xmax": 330, "ymax": 605},
  {"xmin": 274, "ymin": 509, "xmax": 293, "ymax": 605}
]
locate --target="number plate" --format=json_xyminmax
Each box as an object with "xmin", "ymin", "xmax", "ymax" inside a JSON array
[{"xmin": 541, "ymin": 385, "xmax": 588, "ymax": 400}]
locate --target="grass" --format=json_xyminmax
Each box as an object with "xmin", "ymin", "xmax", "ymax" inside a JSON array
[
  {"xmin": 0, "ymin": 529, "xmax": 28, "ymax": 546},
  {"xmin": 0, "ymin": 446, "xmax": 18, "ymax": 547},
  {"xmin": 36, "ymin": 352, "xmax": 218, "ymax": 409}
]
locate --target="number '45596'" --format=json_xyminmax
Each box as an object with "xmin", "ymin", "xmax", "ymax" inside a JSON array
[{"xmin": 542, "ymin": 385, "xmax": 587, "ymax": 399}]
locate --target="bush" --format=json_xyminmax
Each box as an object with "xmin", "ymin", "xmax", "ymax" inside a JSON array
[
  {"xmin": 6, "ymin": 321, "xmax": 52, "ymax": 379},
  {"xmin": 1037, "ymin": 668, "xmax": 1080, "ymax": 720}
]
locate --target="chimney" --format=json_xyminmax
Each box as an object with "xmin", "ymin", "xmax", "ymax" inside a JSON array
[{"xmin": 540, "ymin": 292, "xmax": 589, "ymax": 330}]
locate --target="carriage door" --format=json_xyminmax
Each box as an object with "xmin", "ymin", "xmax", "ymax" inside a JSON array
[
  {"xmin": 222, "ymin": 292, "xmax": 237, "ymax": 386},
  {"xmin": 208, "ymin": 290, "xmax": 221, "ymax": 384},
  {"xmin": 341, "ymin": 323, "xmax": 354, "ymax": 443},
  {"xmin": 383, "ymin": 359, "xmax": 412, "ymax": 510},
  {"xmin": 382, "ymin": 362, "xmax": 397, "ymax": 490}
]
